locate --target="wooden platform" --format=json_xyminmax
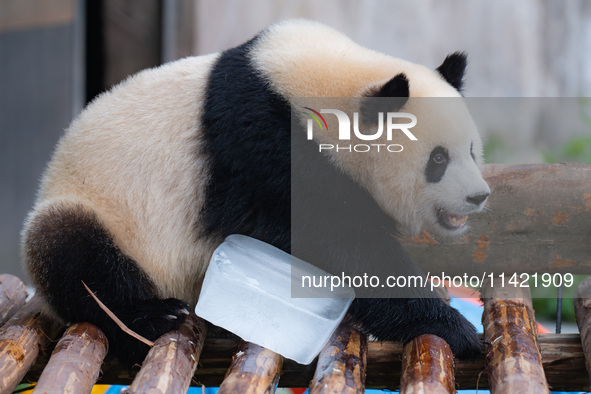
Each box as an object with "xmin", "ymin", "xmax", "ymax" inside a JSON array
[{"xmin": 1, "ymin": 163, "xmax": 590, "ymax": 393}]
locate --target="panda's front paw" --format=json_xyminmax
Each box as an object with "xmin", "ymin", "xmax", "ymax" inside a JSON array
[
  {"xmin": 111, "ymin": 298, "xmax": 189, "ymax": 365},
  {"xmin": 439, "ymin": 309, "xmax": 482, "ymax": 359},
  {"xmin": 128, "ymin": 298, "xmax": 189, "ymax": 334}
]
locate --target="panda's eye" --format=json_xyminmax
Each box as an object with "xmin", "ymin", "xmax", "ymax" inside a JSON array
[
  {"xmin": 433, "ymin": 153, "xmax": 447, "ymax": 164},
  {"xmin": 426, "ymin": 146, "xmax": 449, "ymax": 183}
]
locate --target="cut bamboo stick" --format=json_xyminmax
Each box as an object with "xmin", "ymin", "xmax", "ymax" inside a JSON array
[
  {"xmin": 0, "ymin": 294, "xmax": 61, "ymax": 393},
  {"xmin": 21, "ymin": 332, "xmax": 586, "ymax": 390},
  {"xmin": 308, "ymin": 319, "xmax": 367, "ymax": 394},
  {"xmin": 481, "ymin": 278, "xmax": 549, "ymax": 393},
  {"xmin": 573, "ymin": 276, "xmax": 591, "ymax": 385},
  {"xmin": 0, "ymin": 274, "xmax": 27, "ymax": 327},
  {"xmin": 399, "ymin": 334, "xmax": 455, "ymax": 394},
  {"xmin": 33, "ymin": 322, "xmax": 108, "ymax": 393},
  {"xmin": 126, "ymin": 314, "xmax": 207, "ymax": 394},
  {"xmin": 218, "ymin": 342, "xmax": 283, "ymax": 394}
]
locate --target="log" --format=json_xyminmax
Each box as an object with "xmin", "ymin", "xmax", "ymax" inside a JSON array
[
  {"xmin": 481, "ymin": 279, "xmax": 549, "ymax": 393},
  {"xmin": 126, "ymin": 314, "xmax": 207, "ymax": 394},
  {"xmin": 573, "ymin": 276, "xmax": 591, "ymax": 385},
  {"xmin": 399, "ymin": 335, "xmax": 455, "ymax": 394},
  {"xmin": 33, "ymin": 322, "xmax": 108, "ymax": 393},
  {"xmin": 0, "ymin": 294, "xmax": 62, "ymax": 393},
  {"xmin": 400, "ymin": 164, "xmax": 591, "ymax": 275},
  {"xmin": 218, "ymin": 342, "xmax": 283, "ymax": 394},
  {"xmin": 0, "ymin": 274, "xmax": 27, "ymax": 327},
  {"xmin": 21, "ymin": 333, "xmax": 587, "ymax": 390},
  {"xmin": 308, "ymin": 320, "xmax": 367, "ymax": 393}
]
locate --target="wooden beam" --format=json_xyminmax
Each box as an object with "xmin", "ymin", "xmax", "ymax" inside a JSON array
[
  {"xmin": 399, "ymin": 335, "xmax": 455, "ymax": 394},
  {"xmin": 0, "ymin": 294, "xmax": 62, "ymax": 393},
  {"xmin": 574, "ymin": 276, "xmax": 591, "ymax": 385},
  {"xmin": 0, "ymin": 274, "xmax": 27, "ymax": 327},
  {"xmin": 127, "ymin": 314, "xmax": 207, "ymax": 393},
  {"xmin": 34, "ymin": 322, "xmax": 108, "ymax": 392},
  {"xmin": 19, "ymin": 332, "xmax": 587, "ymax": 390},
  {"xmin": 309, "ymin": 320, "xmax": 367, "ymax": 393},
  {"xmin": 481, "ymin": 280, "xmax": 549, "ymax": 393},
  {"xmin": 401, "ymin": 164, "xmax": 591, "ymax": 275},
  {"xmin": 218, "ymin": 342, "xmax": 282, "ymax": 394}
]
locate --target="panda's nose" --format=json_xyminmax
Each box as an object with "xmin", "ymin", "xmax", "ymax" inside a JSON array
[{"xmin": 466, "ymin": 193, "xmax": 489, "ymax": 206}]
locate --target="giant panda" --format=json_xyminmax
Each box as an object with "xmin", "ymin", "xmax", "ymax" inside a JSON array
[{"xmin": 22, "ymin": 19, "xmax": 490, "ymax": 365}]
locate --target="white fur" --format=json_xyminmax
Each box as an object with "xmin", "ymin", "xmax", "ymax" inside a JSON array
[{"xmin": 25, "ymin": 55, "xmax": 221, "ymax": 306}]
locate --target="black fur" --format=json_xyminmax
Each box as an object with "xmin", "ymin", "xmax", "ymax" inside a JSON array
[
  {"xmin": 200, "ymin": 35, "xmax": 291, "ymax": 249},
  {"xmin": 426, "ymin": 146, "xmax": 450, "ymax": 183},
  {"xmin": 24, "ymin": 204, "xmax": 188, "ymax": 366},
  {"xmin": 436, "ymin": 51, "xmax": 467, "ymax": 92},
  {"xmin": 360, "ymin": 73, "xmax": 409, "ymax": 124},
  {"xmin": 201, "ymin": 37, "xmax": 481, "ymax": 358}
]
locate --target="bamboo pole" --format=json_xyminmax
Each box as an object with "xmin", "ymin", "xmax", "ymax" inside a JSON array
[
  {"xmin": 126, "ymin": 314, "xmax": 207, "ymax": 394},
  {"xmin": 0, "ymin": 274, "xmax": 27, "ymax": 327},
  {"xmin": 21, "ymin": 332, "xmax": 586, "ymax": 390},
  {"xmin": 218, "ymin": 342, "xmax": 283, "ymax": 394},
  {"xmin": 573, "ymin": 276, "xmax": 591, "ymax": 385},
  {"xmin": 0, "ymin": 294, "xmax": 61, "ymax": 393},
  {"xmin": 33, "ymin": 322, "xmax": 108, "ymax": 393},
  {"xmin": 308, "ymin": 319, "xmax": 367, "ymax": 394},
  {"xmin": 481, "ymin": 278, "xmax": 549, "ymax": 393},
  {"xmin": 399, "ymin": 334, "xmax": 455, "ymax": 394}
]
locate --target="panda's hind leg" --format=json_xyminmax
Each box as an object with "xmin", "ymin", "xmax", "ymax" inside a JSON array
[{"xmin": 23, "ymin": 201, "xmax": 189, "ymax": 365}]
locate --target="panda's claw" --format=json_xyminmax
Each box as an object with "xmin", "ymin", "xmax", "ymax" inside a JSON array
[{"xmin": 110, "ymin": 297, "xmax": 189, "ymax": 365}]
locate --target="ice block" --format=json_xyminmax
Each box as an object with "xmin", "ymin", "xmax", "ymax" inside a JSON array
[{"xmin": 194, "ymin": 234, "xmax": 354, "ymax": 365}]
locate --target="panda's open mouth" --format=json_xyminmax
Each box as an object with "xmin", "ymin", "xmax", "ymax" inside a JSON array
[{"xmin": 436, "ymin": 208, "xmax": 468, "ymax": 231}]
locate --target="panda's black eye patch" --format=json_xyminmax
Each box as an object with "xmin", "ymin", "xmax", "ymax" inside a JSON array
[{"xmin": 426, "ymin": 146, "xmax": 449, "ymax": 183}]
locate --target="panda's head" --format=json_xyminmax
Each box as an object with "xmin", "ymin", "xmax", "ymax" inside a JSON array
[{"xmin": 354, "ymin": 53, "xmax": 490, "ymax": 239}]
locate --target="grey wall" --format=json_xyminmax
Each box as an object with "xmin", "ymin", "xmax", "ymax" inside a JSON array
[
  {"xmin": 0, "ymin": 0, "xmax": 84, "ymax": 280},
  {"xmin": 191, "ymin": 0, "xmax": 591, "ymax": 98}
]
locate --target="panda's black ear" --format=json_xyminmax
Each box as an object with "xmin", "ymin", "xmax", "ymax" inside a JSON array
[
  {"xmin": 361, "ymin": 73, "xmax": 409, "ymax": 124},
  {"xmin": 436, "ymin": 51, "xmax": 467, "ymax": 92}
]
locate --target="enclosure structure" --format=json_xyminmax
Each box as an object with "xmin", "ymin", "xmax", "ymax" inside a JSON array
[{"xmin": 1, "ymin": 163, "xmax": 591, "ymax": 393}]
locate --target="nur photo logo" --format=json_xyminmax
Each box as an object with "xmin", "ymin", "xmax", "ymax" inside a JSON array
[{"xmin": 303, "ymin": 107, "xmax": 418, "ymax": 153}]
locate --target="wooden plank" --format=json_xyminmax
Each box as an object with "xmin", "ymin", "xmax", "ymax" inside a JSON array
[
  {"xmin": 0, "ymin": 294, "xmax": 62, "ymax": 393},
  {"xmin": 33, "ymin": 322, "xmax": 108, "ymax": 393},
  {"xmin": 218, "ymin": 342, "xmax": 282, "ymax": 394},
  {"xmin": 399, "ymin": 334, "xmax": 455, "ymax": 394},
  {"xmin": 309, "ymin": 320, "xmax": 367, "ymax": 393},
  {"xmin": 127, "ymin": 314, "xmax": 207, "ymax": 394},
  {"xmin": 0, "ymin": 274, "xmax": 27, "ymax": 327},
  {"xmin": 574, "ymin": 276, "xmax": 591, "ymax": 385},
  {"xmin": 481, "ymin": 279, "xmax": 549, "ymax": 393},
  {"xmin": 401, "ymin": 163, "xmax": 591, "ymax": 275}
]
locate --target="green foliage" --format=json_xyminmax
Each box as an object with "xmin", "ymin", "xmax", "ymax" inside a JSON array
[
  {"xmin": 482, "ymin": 134, "xmax": 510, "ymax": 164},
  {"xmin": 530, "ymin": 275, "xmax": 587, "ymax": 323},
  {"xmin": 543, "ymin": 136, "xmax": 591, "ymax": 164}
]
